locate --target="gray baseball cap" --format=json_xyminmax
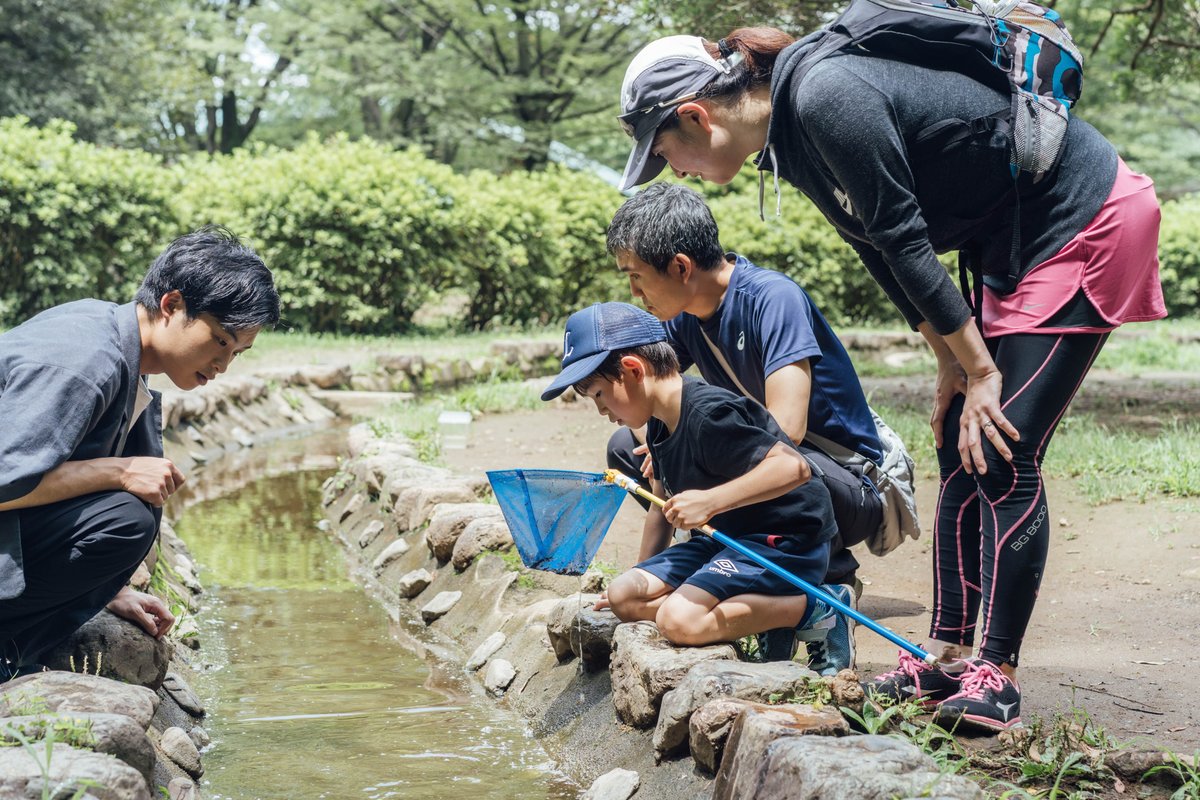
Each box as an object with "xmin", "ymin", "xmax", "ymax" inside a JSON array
[{"xmin": 618, "ymin": 36, "xmax": 740, "ymax": 191}]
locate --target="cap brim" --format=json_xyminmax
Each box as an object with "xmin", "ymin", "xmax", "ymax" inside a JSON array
[
  {"xmin": 540, "ymin": 351, "xmax": 609, "ymax": 401},
  {"xmin": 620, "ymin": 133, "xmax": 668, "ymax": 191}
]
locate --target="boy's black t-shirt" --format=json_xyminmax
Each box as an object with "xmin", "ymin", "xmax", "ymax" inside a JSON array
[{"xmin": 646, "ymin": 378, "xmax": 837, "ymax": 545}]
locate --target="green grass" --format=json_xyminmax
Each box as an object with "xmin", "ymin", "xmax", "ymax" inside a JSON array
[
  {"xmin": 1092, "ymin": 318, "xmax": 1200, "ymax": 376},
  {"xmin": 873, "ymin": 402, "xmax": 1200, "ymax": 504},
  {"xmin": 370, "ymin": 377, "xmax": 544, "ymax": 465},
  {"xmin": 843, "ymin": 318, "xmax": 1200, "ymax": 379},
  {"xmin": 237, "ymin": 326, "xmax": 559, "ymax": 372}
]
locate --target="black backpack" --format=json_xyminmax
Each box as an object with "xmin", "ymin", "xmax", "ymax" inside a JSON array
[
  {"xmin": 796, "ymin": 0, "xmax": 1084, "ymax": 181},
  {"xmin": 793, "ymin": 0, "xmax": 1086, "ymax": 298}
]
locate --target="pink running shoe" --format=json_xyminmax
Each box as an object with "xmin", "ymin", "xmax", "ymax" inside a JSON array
[
  {"xmin": 935, "ymin": 657, "xmax": 1022, "ymax": 733},
  {"xmin": 864, "ymin": 650, "xmax": 962, "ymax": 707}
]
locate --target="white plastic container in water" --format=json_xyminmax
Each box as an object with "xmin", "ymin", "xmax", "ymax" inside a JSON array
[{"xmin": 437, "ymin": 410, "xmax": 473, "ymax": 449}]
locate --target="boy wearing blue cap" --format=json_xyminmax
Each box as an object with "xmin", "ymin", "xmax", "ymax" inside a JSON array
[{"xmin": 541, "ymin": 302, "xmax": 838, "ymax": 655}]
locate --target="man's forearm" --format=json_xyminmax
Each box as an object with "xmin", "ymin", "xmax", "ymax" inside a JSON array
[{"xmin": 0, "ymin": 458, "xmax": 124, "ymax": 511}]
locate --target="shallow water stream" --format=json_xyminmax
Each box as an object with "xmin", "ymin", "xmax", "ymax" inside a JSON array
[{"xmin": 172, "ymin": 434, "xmax": 578, "ymax": 799}]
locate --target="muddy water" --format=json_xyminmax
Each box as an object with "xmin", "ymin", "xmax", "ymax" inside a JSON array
[{"xmin": 173, "ymin": 441, "xmax": 578, "ymax": 800}]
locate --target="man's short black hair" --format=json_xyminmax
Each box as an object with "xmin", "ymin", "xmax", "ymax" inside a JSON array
[
  {"xmin": 606, "ymin": 183, "xmax": 726, "ymax": 274},
  {"xmin": 573, "ymin": 342, "xmax": 680, "ymax": 395},
  {"xmin": 135, "ymin": 226, "xmax": 280, "ymax": 331}
]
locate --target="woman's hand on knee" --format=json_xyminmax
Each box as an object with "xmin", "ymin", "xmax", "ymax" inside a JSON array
[
  {"xmin": 959, "ymin": 369, "xmax": 1019, "ymax": 474},
  {"xmin": 930, "ymin": 359, "xmax": 968, "ymax": 450}
]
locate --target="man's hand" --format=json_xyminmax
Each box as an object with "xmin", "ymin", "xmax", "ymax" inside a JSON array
[
  {"xmin": 631, "ymin": 443, "xmax": 655, "ymax": 481},
  {"xmin": 120, "ymin": 458, "xmax": 186, "ymax": 507},
  {"xmin": 106, "ymin": 586, "xmax": 175, "ymax": 638}
]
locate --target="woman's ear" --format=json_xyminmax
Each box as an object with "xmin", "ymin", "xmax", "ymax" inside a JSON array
[{"xmin": 675, "ymin": 101, "xmax": 713, "ymax": 134}]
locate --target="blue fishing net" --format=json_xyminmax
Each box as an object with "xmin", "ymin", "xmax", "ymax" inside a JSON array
[{"xmin": 486, "ymin": 469, "xmax": 626, "ymax": 576}]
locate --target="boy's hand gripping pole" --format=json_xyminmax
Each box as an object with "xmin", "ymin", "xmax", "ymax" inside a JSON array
[{"xmin": 602, "ymin": 469, "xmax": 937, "ymax": 667}]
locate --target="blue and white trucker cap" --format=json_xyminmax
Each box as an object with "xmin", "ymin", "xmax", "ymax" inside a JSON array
[{"xmin": 541, "ymin": 303, "xmax": 667, "ymax": 401}]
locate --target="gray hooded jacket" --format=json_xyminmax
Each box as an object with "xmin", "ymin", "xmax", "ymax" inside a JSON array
[
  {"xmin": 759, "ymin": 37, "xmax": 1118, "ymax": 334},
  {"xmin": 0, "ymin": 300, "xmax": 163, "ymax": 600}
]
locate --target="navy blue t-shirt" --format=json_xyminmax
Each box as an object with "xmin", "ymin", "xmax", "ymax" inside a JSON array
[
  {"xmin": 646, "ymin": 378, "xmax": 836, "ymax": 545},
  {"xmin": 665, "ymin": 255, "xmax": 883, "ymax": 464}
]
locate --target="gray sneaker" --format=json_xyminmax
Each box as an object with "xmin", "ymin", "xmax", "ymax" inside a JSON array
[{"xmin": 803, "ymin": 584, "xmax": 856, "ymax": 676}]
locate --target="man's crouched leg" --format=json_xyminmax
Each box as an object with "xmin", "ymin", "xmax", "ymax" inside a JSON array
[{"xmin": 0, "ymin": 491, "xmax": 157, "ymax": 678}]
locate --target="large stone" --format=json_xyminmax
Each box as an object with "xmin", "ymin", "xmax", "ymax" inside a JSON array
[
  {"xmin": 396, "ymin": 568, "xmax": 434, "ymax": 599},
  {"xmin": 450, "ymin": 518, "xmax": 513, "ymax": 571},
  {"xmin": 353, "ymin": 452, "xmax": 418, "ymax": 494},
  {"xmin": 298, "ymin": 363, "xmax": 352, "ymax": 389},
  {"xmin": 161, "ymin": 672, "xmax": 204, "ymax": 717},
  {"xmin": 654, "ymin": 660, "xmax": 832, "ymax": 758},
  {"xmin": 339, "ymin": 492, "xmax": 366, "ymax": 523},
  {"xmin": 382, "ymin": 469, "xmax": 453, "ymax": 504},
  {"xmin": 0, "ymin": 712, "xmax": 156, "ymax": 788},
  {"xmin": 690, "ymin": 699, "xmax": 847, "ymax": 774},
  {"xmin": 465, "ymin": 632, "xmax": 506, "ymax": 672},
  {"xmin": 188, "ymin": 726, "xmax": 211, "ymax": 751},
  {"xmin": 0, "ymin": 743, "xmax": 151, "ymax": 800},
  {"xmin": 483, "ymin": 659, "xmax": 517, "ymax": 694},
  {"xmin": 159, "ymin": 726, "xmax": 202, "ymax": 778},
  {"xmin": 581, "ymin": 768, "xmax": 641, "ymax": 800},
  {"xmin": 714, "ymin": 715, "xmax": 986, "ymax": 800},
  {"xmin": 424, "ymin": 503, "xmax": 504, "ymax": 562},
  {"xmin": 395, "ymin": 484, "xmax": 477, "ymax": 532},
  {"xmin": 545, "ymin": 596, "xmax": 620, "ymax": 670},
  {"xmin": 357, "ymin": 520, "xmax": 386, "ymax": 549},
  {"xmin": 167, "ymin": 778, "xmax": 198, "ymax": 800},
  {"xmin": 371, "ymin": 539, "xmax": 410, "ymax": 575},
  {"xmin": 40, "ymin": 611, "xmax": 171, "ymax": 691},
  {"xmin": 0, "ymin": 672, "xmax": 159, "ymax": 729},
  {"xmin": 689, "ymin": 698, "xmax": 753, "ymax": 774},
  {"xmin": 420, "ymin": 591, "xmax": 463, "ymax": 624},
  {"xmin": 609, "ymin": 622, "xmax": 736, "ymax": 728},
  {"xmin": 346, "ymin": 423, "xmax": 378, "ymax": 459}
]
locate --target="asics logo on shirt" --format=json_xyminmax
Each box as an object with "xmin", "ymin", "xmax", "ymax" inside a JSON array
[
  {"xmin": 737, "ymin": 331, "xmax": 745, "ymax": 351},
  {"xmin": 834, "ymin": 186, "xmax": 853, "ymax": 215},
  {"xmin": 710, "ymin": 559, "xmax": 740, "ymax": 577}
]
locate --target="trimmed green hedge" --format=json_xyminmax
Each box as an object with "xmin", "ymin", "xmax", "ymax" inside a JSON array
[
  {"xmin": 1, "ymin": 119, "xmax": 1198, "ymax": 332},
  {"xmin": 707, "ymin": 188, "xmax": 895, "ymax": 326},
  {"xmin": 1158, "ymin": 195, "xmax": 1200, "ymax": 318},
  {"xmin": 0, "ymin": 118, "xmax": 179, "ymax": 325}
]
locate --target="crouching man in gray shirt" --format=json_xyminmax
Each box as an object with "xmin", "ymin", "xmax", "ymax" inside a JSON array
[{"xmin": 0, "ymin": 227, "xmax": 280, "ymax": 679}]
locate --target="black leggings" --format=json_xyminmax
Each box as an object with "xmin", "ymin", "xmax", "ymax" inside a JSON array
[{"xmin": 930, "ymin": 331, "xmax": 1108, "ymax": 667}]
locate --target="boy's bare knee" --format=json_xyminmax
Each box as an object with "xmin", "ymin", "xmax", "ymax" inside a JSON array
[
  {"xmin": 656, "ymin": 605, "xmax": 708, "ymax": 646},
  {"xmin": 606, "ymin": 571, "xmax": 646, "ymax": 621}
]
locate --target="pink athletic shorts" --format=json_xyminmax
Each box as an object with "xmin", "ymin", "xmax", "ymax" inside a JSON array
[{"xmin": 982, "ymin": 159, "xmax": 1168, "ymax": 337}]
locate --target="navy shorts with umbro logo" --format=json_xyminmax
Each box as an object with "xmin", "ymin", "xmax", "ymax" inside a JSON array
[{"xmin": 637, "ymin": 533, "xmax": 830, "ymax": 602}]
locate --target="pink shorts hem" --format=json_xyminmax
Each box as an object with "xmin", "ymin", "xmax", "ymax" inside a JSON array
[{"xmin": 982, "ymin": 159, "xmax": 1168, "ymax": 338}]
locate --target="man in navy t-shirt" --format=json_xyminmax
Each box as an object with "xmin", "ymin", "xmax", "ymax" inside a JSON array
[{"xmin": 605, "ymin": 183, "xmax": 886, "ymax": 675}]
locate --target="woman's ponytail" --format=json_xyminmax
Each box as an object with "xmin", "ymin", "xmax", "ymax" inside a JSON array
[{"xmin": 702, "ymin": 27, "xmax": 796, "ymax": 97}]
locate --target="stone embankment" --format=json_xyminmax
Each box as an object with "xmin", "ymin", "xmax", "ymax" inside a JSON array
[
  {"xmin": 0, "ymin": 341, "xmax": 559, "ymax": 800},
  {"xmin": 320, "ymin": 421, "xmax": 989, "ymax": 800}
]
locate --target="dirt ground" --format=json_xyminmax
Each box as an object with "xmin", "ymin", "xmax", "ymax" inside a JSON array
[{"xmin": 442, "ymin": 385, "xmax": 1200, "ymax": 757}]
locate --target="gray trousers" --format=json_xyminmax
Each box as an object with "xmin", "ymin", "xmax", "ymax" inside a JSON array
[
  {"xmin": 606, "ymin": 427, "xmax": 881, "ymax": 586},
  {"xmin": 0, "ymin": 491, "xmax": 157, "ymax": 675}
]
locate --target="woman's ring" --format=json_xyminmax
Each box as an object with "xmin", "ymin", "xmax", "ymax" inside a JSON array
[{"xmin": 982, "ymin": 421, "xmax": 995, "ymax": 431}]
